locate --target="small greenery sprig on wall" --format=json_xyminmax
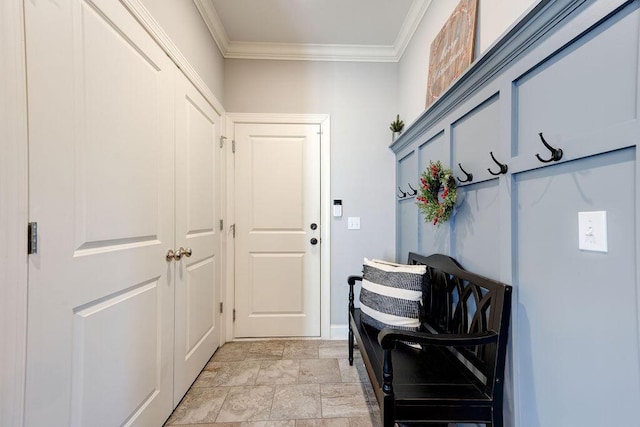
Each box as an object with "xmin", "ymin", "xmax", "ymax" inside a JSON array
[
  {"xmin": 416, "ymin": 161, "xmax": 457, "ymax": 226},
  {"xmin": 390, "ymin": 114, "xmax": 404, "ymax": 133}
]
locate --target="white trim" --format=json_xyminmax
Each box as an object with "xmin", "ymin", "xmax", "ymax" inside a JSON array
[
  {"xmin": 330, "ymin": 324, "xmax": 349, "ymax": 340},
  {"xmin": 219, "ymin": 118, "xmax": 229, "ymax": 349},
  {"xmin": 0, "ymin": 0, "xmax": 28, "ymax": 425},
  {"xmin": 319, "ymin": 117, "xmax": 331, "ymax": 340},
  {"xmin": 223, "ymin": 116, "xmax": 235, "ymax": 343},
  {"xmin": 192, "ymin": 0, "xmax": 230, "ymax": 59},
  {"xmin": 193, "ymin": 0, "xmax": 432, "ymax": 63},
  {"xmin": 121, "ymin": 0, "xmax": 225, "ymax": 115},
  {"xmin": 225, "ymin": 113, "xmax": 331, "ymax": 340},
  {"xmin": 224, "ymin": 42, "xmax": 398, "ymax": 63},
  {"xmin": 393, "ymin": 0, "xmax": 433, "ymax": 60}
]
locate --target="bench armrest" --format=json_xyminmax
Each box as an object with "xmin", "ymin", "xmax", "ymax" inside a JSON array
[
  {"xmin": 347, "ymin": 276, "xmax": 362, "ymax": 313},
  {"xmin": 348, "ymin": 275, "xmax": 362, "ymax": 287},
  {"xmin": 378, "ymin": 328, "xmax": 498, "ymax": 349}
]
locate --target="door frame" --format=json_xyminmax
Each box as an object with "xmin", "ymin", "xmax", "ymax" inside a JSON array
[
  {"xmin": 1, "ymin": 0, "xmax": 28, "ymax": 425},
  {"xmin": 225, "ymin": 113, "xmax": 331, "ymax": 340}
]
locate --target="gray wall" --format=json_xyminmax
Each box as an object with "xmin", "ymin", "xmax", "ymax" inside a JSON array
[
  {"xmin": 140, "ymin": 0, "xmax": 225, "ymax": 103},
  {"xmin": 224, "ymin": 59, "xmax": 398, "ymax": 327},
  {"xmin": 393, "ymin": 0, "xmax": 640, "ymax": 425}
]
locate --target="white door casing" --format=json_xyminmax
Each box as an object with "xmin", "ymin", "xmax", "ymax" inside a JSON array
[
  {"xmin": 25, "ymin": 0, "xmax": 175, "ymax": 425},
  {"xmin": 0, "ymin": 0, "xmax": 28, "ymax": 425},
  {"xmin": 234, "ymin": 122, "xmax": 321, "ymax": 337},
  {"xmin": 173, "ymin": 71, "xmax": 222, "ymax": 404}
]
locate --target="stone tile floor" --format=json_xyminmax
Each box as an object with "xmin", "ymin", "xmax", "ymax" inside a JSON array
[{"xmin": 164, "ymin": 340, "xmax": 382, "ymax": 427}]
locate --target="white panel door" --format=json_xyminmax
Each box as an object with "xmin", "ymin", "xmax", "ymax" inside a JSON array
[
  {"xmin": 173, "ymin": 71, "xmax": 222, "ymax": 403},
  {"xmin": 25, "ymin": 0, "xmax": 175, "ymax": 426},
  {"xmin": 234, "ymin": 123, "xmax": 321, "ymax": 337}
]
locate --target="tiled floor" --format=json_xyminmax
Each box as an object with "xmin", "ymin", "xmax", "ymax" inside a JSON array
[{"xmin": 164, "ymin": 340, "xmax": 382, "ymax": 427}]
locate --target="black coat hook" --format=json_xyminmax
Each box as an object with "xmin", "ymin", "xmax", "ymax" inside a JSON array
[
  {"xmin": 536, "ymin": 132, "xmax": 563, "ymax": 163},
  {"xmin": 397, "ymin": 187, "xmax": 407, "ymax": 199},
  {"xmin": 457, "ymin": 163, "xmax": 473, "ymax": 183},
  {"xmin": 488, "ymin": 151, "xmax": 508, "ymax": 176},
  {"xmin": 407, "ymin": 183, "xmax": 418, "ymax": 196}
]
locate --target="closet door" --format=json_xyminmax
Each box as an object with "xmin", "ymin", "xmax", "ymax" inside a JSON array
[
  {"xmin": 25, "ymin": 0, "xmax": 175, "ymax": 425},
  {"xmin": 173, "ymin": 71, "xmax": 222, "ymax": 403}
]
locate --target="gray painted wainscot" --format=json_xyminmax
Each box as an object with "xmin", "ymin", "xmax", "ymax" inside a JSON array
[{"xmin": 391, "ymin": 0, "xmax": 640, "ymax": 425}]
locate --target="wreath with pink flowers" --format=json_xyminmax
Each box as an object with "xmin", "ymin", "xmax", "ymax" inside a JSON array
[{"xmin": 416, "ymin": 161, "xmax": 457, "ymax": 227}]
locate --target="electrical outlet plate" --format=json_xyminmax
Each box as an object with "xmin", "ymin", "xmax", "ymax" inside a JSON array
[
  {"xmin": 347, "ymin": 217, "xmax": 360, "ymax": 230},
  {"xmin": 578, "ymin": 211, "xmax": 607, "ymax": 252}
]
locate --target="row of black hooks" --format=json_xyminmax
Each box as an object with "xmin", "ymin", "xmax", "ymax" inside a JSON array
[
  {"xmin": 398, "ymin": 183, "xmax": 417, "ymax": 199},
  {"xmin": 457, "ymin": 132, "xmax": 563, "ymax": 183},
  {"xmin": 457, "ymin": 151, "xmax": 508, "ymax": 183},
  {"xmin": 397, "ymin": 133, "xmax": 564, "ymax": 197}
]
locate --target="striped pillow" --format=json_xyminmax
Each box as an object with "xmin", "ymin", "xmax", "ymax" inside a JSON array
[{"xmin": 359, "ymin": 258, "xmax": 426, "ymax": 332}]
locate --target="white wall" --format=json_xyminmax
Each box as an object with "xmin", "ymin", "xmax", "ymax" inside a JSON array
[
  {"xmin": 224, "ymin": 59, "xmax": 398, "ymax": 329},
  {"xmin": 140, "ymin": 0, "xmax": 225, "ymax": 103},
  {"xmin": 399, "ymin": 0, "xmax": 537, "ymax": 126}
]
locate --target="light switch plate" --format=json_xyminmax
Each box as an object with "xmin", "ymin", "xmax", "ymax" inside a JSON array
[
  {"xmin": 347, "ymin": 217, "xmax": 360, "ymax": 230},
  {"xmin": 578, "ymin": 211, "xmax": 607, "ymax": 252}
]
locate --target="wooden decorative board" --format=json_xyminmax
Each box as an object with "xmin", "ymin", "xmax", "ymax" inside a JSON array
[{"xmin": 426, "ymin": 0, "xmax": 478, "ymax": 107}]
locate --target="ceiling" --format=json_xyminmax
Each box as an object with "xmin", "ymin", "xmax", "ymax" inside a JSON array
[{"xmin": 193, "ymin": 0, "xmax": 432, "ymax": 62}]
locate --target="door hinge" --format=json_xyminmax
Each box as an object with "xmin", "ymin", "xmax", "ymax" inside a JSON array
[
  {"xmin": 219, "ymin": 302, "xmax": 223, "ymax": 313},
  {"xmin": 28, "ymin": 222, "xmax": 38, "ymax": 255},
  {"xmin": 230, "ymin": 224, "xmax": 235, "ymax": 238},
  {"xmin": 220, "ymin": 219, "xmax": 224, "ymax": 231},
  {"xmin": 232, "ymin": 309, "xmax": 236, "ymax": 322},
  {"xmin": 220, "ymin": 135, "xmax": 227, "ymax": 148},
  {"xmin": 232, "ymin": 140, "xmax": 236, "ymax": 153}
]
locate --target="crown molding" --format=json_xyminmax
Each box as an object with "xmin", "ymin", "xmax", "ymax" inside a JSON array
[
  {"xmin": 224, "ymin": 41, "xmax": 398, "ymax": 62},
  {"xmin": 393, "ymin": 0, "xmax": 432, "ymax": 59},
  {"xmin": 194, "ymin": 0, "xmax": 432, "ymax": 62},
  {"xmin": 193, "ymin": 0, "xmax": 230, "ymax": 57}
]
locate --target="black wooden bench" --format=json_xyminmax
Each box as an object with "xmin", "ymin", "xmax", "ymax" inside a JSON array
[{"xmin": 348, "ymin": 253, "xmax": 512, "ymax": 426}]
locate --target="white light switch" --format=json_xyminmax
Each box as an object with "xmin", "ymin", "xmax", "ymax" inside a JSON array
[
  {"xmin": 578, "ymin": 211, "xmax": 607, "ymax": 252},
  {"xmin": 347, "ymin": 217, "xmax": 360, "ymax": 230}
]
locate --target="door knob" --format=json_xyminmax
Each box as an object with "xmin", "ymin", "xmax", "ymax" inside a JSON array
[
  {"xmin": 310, "ymin": 238, "xmax": 318, "ymax": 245},
  {"xmin": 310, "ymin": 223, "xmax": 318, "ymax": 230},
  {"xmin": 166, "ymin": 249, "xmax": 175, "ymax": 261},
  {"xmin": 175, "ymin": 247, "xmax": 192, "ymax": 261}
]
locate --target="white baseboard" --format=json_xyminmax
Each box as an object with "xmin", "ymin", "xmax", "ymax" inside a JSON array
[{"xmin": 330, "ymin": 323, "xmax": 349, "ymax": 340}]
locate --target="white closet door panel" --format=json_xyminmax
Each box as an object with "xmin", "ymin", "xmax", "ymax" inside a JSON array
[
  {"xmin": 25, "ymin": 0, "xmax": 175, "ymax": 425},
  {"xmin": 78, "ymin": 2, "xmax": 165, "ymax": 247},
  {"xmin": 173, "ymin": 71, "xmax": 221, "ymax": 404}
]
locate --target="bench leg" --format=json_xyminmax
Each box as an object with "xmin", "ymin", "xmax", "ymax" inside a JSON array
[
  {"xmin": 382, "ymin": 349, "xmax": 395, "ymax": 427},
  {"xmin": 491, "ymin": 401, "xmax": 503, "ymax": 427},
  {"xmin": 381, "ymin": 397, "xmax": 395, "ymax": 427},
  {"xmin": 348, "ymin": 324, "xmax": 354, "ymax": 366},
  {"xmin": 492, "ymin": 411, "xmax": 502, "ymax": 427}
]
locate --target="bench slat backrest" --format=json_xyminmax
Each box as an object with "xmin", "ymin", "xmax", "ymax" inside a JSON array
[{"xmin": 408, "ymin": 252, "xmax": 512, "ymax": 397}]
